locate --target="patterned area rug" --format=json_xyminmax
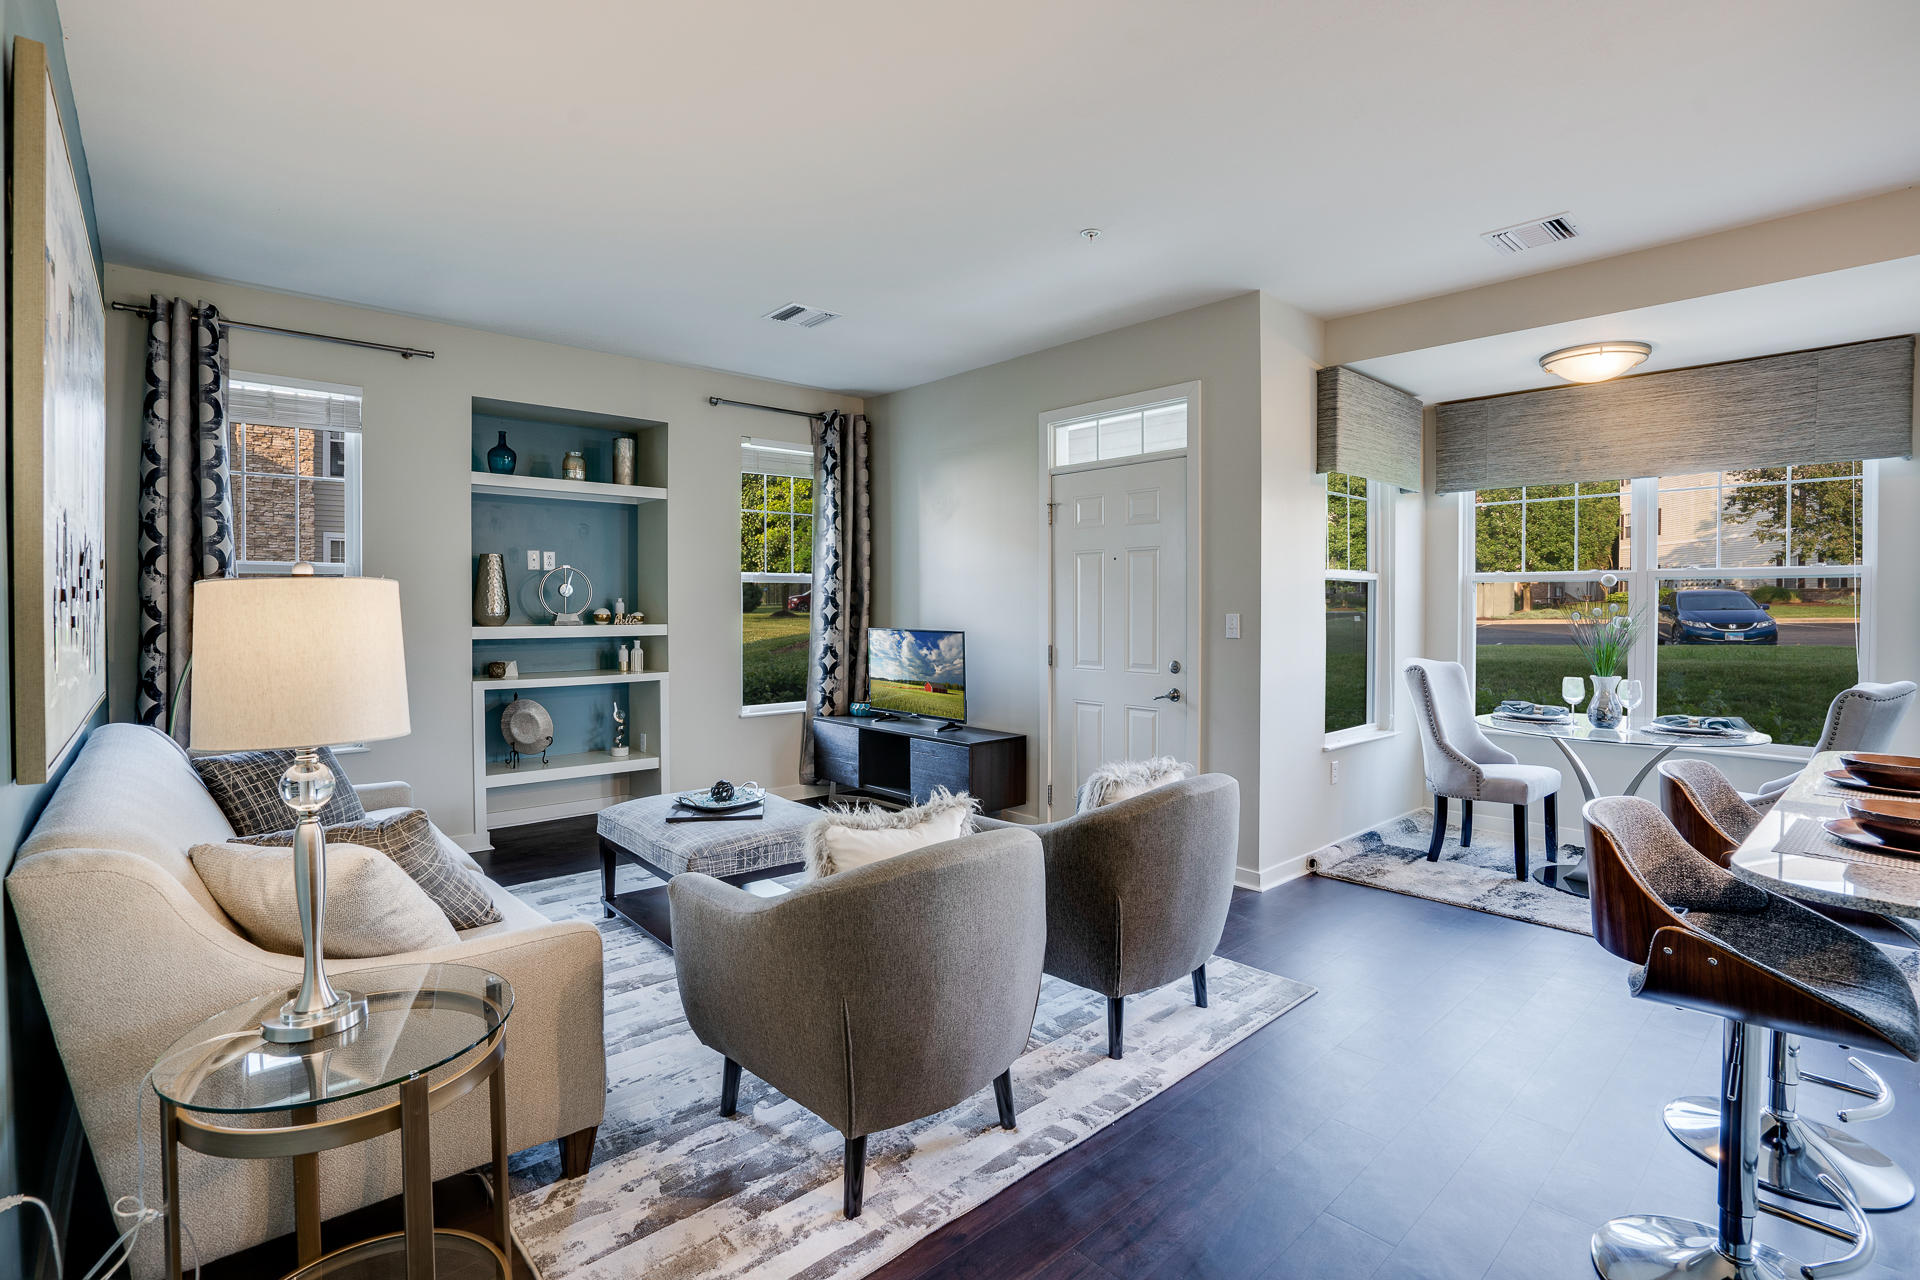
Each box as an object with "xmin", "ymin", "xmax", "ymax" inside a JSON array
[
  {"xmin": 1308, "ymin": 809, "xmax": 1594, "ymax": 934},
  {"xmin": 504, "ymin": 871, "xmax": 1315, "ymax": 1280}
]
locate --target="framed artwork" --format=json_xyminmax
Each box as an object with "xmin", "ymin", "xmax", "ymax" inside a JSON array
[{"xmin": 11, "ymin": 38, "xmax": 106, "ymax": 783}]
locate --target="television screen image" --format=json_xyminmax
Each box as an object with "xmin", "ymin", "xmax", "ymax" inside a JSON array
[{"xmin": 867, "ymin": 628, "xmax": 966, "ymax": 722}]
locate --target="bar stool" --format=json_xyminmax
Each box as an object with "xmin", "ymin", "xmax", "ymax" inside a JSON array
[
  {"xmin": 1584, "ymin": 795, "xmax": 1920, "ymax": 1280},
  {"xmin": 1659, "ymin": 759, "xmax": 1912, "ymax": 1213}
]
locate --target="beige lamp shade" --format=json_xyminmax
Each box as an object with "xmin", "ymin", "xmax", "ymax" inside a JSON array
[{"xmin": 190, "ymin": 575, "xmax": 411, "ymax": 750}]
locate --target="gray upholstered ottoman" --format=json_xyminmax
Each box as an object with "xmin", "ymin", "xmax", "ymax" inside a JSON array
[{"xmin": 597, "ymin": 792, "xmax": 817, "ymax": 947}]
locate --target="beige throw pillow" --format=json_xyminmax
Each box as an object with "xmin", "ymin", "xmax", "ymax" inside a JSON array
[
  {"xmin": 804, "ymin": 788, "xmax": 978, "ymax": 879},
  {"xmin": 191, "ymin": 840, "xmax": 459, "ymax": 957},
  {"xmin": 1077, "ymin": 757, "xmax": 1192, "ymax": 814}
]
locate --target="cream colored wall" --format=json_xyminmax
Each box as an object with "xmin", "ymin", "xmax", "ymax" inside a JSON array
[{"xmin": 104, "ymin": 265, "xmax": 861, "ymax": 844}]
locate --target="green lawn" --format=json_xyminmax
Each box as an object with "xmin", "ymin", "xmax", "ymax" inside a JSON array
[
  {"xmin": 1326, "ymin": 610, "xmax": 1369, "ymax": 733},
  {"xmin": 1474, "ymin": 643, "xmax": 1856, "ymax": 746},
  {"xmin": 870, "ymin": 678, "xmax": 967, "ymax": 720},
  {"xmin": 742, "ymin": 605, "xmax": 809, "ymax": 706}
]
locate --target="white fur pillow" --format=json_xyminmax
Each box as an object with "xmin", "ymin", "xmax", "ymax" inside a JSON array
[
  {"xmin": 803, "ymin": 788, "xmax": 979, "ymax": 879},
  {"xmin": 1077, "ymin": 757, "xmax": 1193, "ymax": 814},
  {"xmin": 191, "ymin": 840, "xmax": 459, "ymax": 957}
]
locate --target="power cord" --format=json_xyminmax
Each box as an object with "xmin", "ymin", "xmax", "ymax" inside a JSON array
[{"xmin": 0, "ymin": 1192, "xmax": 62, "ymax": 1279}]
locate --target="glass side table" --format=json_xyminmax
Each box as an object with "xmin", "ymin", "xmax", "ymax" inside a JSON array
[{"xmin": 152, "ymin": 963, "xmax": 514, "ymax": 1280}]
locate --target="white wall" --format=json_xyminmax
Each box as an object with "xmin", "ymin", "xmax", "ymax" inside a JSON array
[{"xmin": 104, "ymin": 265, "xmax": 862, "ymax": 844}]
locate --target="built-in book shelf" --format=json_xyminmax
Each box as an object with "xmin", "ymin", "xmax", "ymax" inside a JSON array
[{"xmin": 470, "ymin": 396, "xmax": 670, "ymax": 843}]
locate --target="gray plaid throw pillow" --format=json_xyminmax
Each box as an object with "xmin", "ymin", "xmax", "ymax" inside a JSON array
[
  {"xmin": 240, "ymin": 809, "xmax": 503, "ymax": 929},
  {"xmin": 194, "ymin": 747, "xmax": 368, "ymax": 835}
]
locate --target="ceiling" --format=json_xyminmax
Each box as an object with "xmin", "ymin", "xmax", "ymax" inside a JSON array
[{"xmin": 61, "ymin": 0, "xmax": 1920, "ymax": 395}]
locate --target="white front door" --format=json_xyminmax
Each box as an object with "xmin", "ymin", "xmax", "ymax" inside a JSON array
[{"xmin": 1050, "ymin": 456, "xmax": 1189, "ymax": 812}]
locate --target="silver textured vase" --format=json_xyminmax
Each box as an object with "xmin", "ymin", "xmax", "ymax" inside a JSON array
[
  {"xmin": 474, "ymin": 553, "xmax": 509, "ymax": 626},
  {"xmin": 614, "ymin": 436, "xmax": 635, "ymax": 485}
]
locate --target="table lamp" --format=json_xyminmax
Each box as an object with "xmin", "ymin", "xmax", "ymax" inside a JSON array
[{"xmin": 191, "ymin": 568, "xmax": 411, "ymax": 1042}]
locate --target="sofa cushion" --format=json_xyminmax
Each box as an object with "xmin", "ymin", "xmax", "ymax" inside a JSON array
[
  {"xmin": 1077, "ymin": 756, "xmax": 1192, "ymax": 814},
  {"xmin": 240, "ymin": 809, "xmax": 502, "ymax": 929},
  {"xmin": 194, "ymin": 747, "xmax": 367, "ymax": 835},
  {"xmin": 803, "ymin": 788, "xmax": 976, "ymax": 878},
  {"xmin": 190, "ymin": 840, "xmax": 458, "ymax": 956}
]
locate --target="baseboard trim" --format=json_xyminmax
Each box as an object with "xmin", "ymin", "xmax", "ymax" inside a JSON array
[
  {"xmin": 1299, "ymin": 807, "xmax": 1430, "ymax": 876},
  {"xmin": 1235, "ymin": 852, "xmax": 1312, "ymax": 893},
  {"xmin": 477, "ymin": 794, "xmax": 616, "ymax": 837}
]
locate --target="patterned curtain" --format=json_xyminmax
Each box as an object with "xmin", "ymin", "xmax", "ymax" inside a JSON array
[
  {"xmin": 137, "ymin": 297, "xmax": 236, "ymax": 740},
  {"xmin": 799, "ymin": 410, "xmax": 872, "ymax": 782}
]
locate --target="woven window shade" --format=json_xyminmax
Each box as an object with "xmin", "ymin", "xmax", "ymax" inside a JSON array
[
  {"xmin": 1316, "ymin": 366, "xmax": 1423, "ymax": 492},
  {"xmin": 228, "ymin": 379, "xmax": 362, "ymax": 432},
  {"xmin": 1433, "ymin": 336, "xmax": 1914, "ymax": 494}
]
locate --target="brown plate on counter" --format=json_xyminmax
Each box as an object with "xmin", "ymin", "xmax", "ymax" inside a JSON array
[
  {"xmin": 1825, "ymin": 817, "xmax": 1920, "ymax": 856},
  {"xmin": 1840, "ymin": 752, "xmax": 1920, "ymax": 792},
  {"xmin": 1824, "ymin": 768, "xmax": 1920, "ymax": 796},
  {"xmin": 1846, "ymin": 794, "xmax": 1920, "ymax": 844}
]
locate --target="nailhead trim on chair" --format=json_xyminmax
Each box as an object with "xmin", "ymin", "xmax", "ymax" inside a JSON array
[{"xmin": 1408, "ymin": 665, "xmax": 1487, "ymax": 801}]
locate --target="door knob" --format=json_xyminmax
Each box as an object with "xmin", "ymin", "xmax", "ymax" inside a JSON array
[{"xmin": 1155, "ymin": 689, "xmax": 1181, "ymax": 703}]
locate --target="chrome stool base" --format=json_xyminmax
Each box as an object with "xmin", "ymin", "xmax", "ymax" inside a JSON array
[
  {"xmin": 1665, "ymin": 1097, "xmax": 1915, "ymax": 1211},
  {"xmin": 1591, "ymin": 1214, "xmax": 1797, "ymax": 1280}
]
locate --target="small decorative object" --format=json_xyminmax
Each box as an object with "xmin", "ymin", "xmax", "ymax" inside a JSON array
[
  {"xmin": 592, "ymin": 607, "xmax": 612, "ymax": 625},
  {"xmin": 503, "ymin": 660, "xmax": 519, "ymax": 679},
  {"xmin": 617, "ymin": 644, "xmax": 630, "ymax": 673},
  {"xmin": 538, "ymin": 564, "xmax": 593, "ymax": 625},
  {"xmin": 610, "ymin": 702, "xmax": 628, "ymax": 757},
  {"xmin": 1567, "ymin": 598, "xmax": 1646, "ymax": 728},
  {"xmin": 710, "ymin": 778, "xmax": 736, "ymax": 803},
  {"xmin": 630, "ymin": 643, "xmax": 645, "ymax": 673},
  {"xmin": 473, "ymin": 553, "xmax": 509, "ymax": 626},
  {"xmin": 613, "ymin": 436, "xmax": 635, "ymax": 485},
  {"xmin": 500, "ymin": 698, "xmax": 553, "ymax": 768},
  {"xmin": 484, "ymin": 660, "xmax": 508, "ymax": 679},
  {"xmin": 851, "ymin": 702, "xmax": 874, "ymax": 717},
  {"xmin": 486, "ymin": 430, "xmax": 517, "ymax": 475},
  {"xmin": 677, "ymin": 781, "xmax": 765, "ymax": 812},
  {"xmin": 613, "ymin": 596, "xmax": 626, "ymax": 616},
  {"xmin": 613, "ymin": 611, "xmax": 645, "ymax": 626},
  {"xmin": 562, "ymin": 450, "xmax": 587, "ymax": 482}
]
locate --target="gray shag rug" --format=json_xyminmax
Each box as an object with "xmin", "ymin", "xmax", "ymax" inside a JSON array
[{"xmin": 504, "ymin": 870, "xmax": 1315, "ymax": 1280}]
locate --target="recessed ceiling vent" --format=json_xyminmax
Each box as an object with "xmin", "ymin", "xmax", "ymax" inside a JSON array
[
  {"xmin": 1481, "ymin": 213, "xmax": 1579, "ymax": 255},
  {"xmin": 763, "ymin": 302, "xmax": 839, "ymax": 329}
]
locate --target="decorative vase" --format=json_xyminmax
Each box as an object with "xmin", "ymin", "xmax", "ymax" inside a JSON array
[
  {"xmin": 473, "ymin": 553, "xmax": 509, "ymax": 626},
  {"xmin": 613, "ymin": 436, "xmax": 635, "ymax": 485},
  {"xmin": 1588, "ymin": 674, "xmax": 1624, "ymax": 728},
  {"xmin": 563, "ymin": 450, "xmax": 587, "ymax": 482},
  {"xmin": 486, "ymin": 431, "xmax": 517, "ymax": 475}
]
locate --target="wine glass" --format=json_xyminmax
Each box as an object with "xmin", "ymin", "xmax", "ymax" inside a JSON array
[
  {"xmin": 1561, "ymin": 676, "xmax": 1586, "ymax": 720},
  {"xmin": 1619, "ymin": 679, "xmax": 1644, "ymax": 728}
]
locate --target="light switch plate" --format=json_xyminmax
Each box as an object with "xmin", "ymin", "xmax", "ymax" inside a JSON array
[
  {"xmin": 1225, "ymin": 612, "xmax": 1241, "ymax": 639},
  {"xmin": 542, "ymin": 551, "xmax": 557, "ymax": 570},
  {"xmin": 525, "ymin": 549, "xmax": 541, "ymax": 571}
]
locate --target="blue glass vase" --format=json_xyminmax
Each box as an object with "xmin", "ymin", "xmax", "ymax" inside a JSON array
[{"xmin": 486, "ymin": 430, "xmax": 517, "ymax": 475}]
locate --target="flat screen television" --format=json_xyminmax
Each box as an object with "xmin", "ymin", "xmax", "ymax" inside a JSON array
[{"xmin": 866, "ymin": 628, "xmax": 966, "ymax": 724}]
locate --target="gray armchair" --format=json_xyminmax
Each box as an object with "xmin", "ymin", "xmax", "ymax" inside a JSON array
[
  {"xmin": 979, "ymin": 773, "xmax": 1239, "ymax": 1060},
  {"xmin": 1751, "ymin": 680, "xmax": 1916, "ymax": 804},
  {"xmin": 668, "ymin": 826, "xmax": 1045, "ymax": 1217},
  {"xmin": 1403, "ymin": 658, "xmax": 1562, "ymax": 880}
]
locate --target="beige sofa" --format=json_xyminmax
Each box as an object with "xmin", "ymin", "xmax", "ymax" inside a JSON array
[{"xmin": 6, "ymin": 724, "xmax": 606, "ymax": 1277}]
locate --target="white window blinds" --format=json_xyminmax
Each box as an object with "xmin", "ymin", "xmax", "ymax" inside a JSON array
[
  {"xmin": 741, "ymin": 438, "xmax": 813, "ymax": 478},
  {"xmin": 229, "ymin": 378, "xmax": 364, "ymax": 432}
]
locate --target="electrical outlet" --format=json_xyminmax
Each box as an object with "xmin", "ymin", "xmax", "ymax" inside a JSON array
[
  {"xmin": 525, "ymin": 549, "xmax": 540, "ymax": 571},
  {"xmin": 1329, "ymin": 759, "xmax": 1341, "ymax": 785},
  {"xmin": 542, "ymin": 551, "xmax": 557, "ymax": 571},
  {"xmin": 1225, "ymin": 612, "xmax": 1241, "ymax": 639}
]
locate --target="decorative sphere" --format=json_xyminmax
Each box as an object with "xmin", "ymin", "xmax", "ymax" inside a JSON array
[{"xmin": 710, "ymin": 779, "xmax": 735, "ymax": 802}]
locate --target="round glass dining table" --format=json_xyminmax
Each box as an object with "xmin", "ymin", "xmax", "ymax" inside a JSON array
[{"xmin": 1475, "ymin": 712, "xmax": 1772, "ymax": 897}]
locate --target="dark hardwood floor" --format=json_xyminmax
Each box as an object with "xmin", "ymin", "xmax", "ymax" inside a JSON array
[{"xmin": 188, "ymin": 813, "xmax": 1920, "ymax": 1280}]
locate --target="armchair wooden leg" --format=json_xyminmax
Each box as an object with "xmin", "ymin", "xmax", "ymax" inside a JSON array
[
  {"xmin": 720, "ymin": 1057, "xmax": 741, "ymax": 1117},
  {"xmin": 1459, "ymin": 799, "xmax": 1474, "ymax": 849},
  {"xmin": 561, "ymin": 1125, "xmax": 598, "ymax": 1179},
  {"xmin": 993, "ymin": 1069, "xmax": 1017, "ymax": 1130},
  {"xmin": 1192, "ymin": 965, "xmax": 1208, "ymax": 1008},
  {"xmin": 1512, "ymin": 804, "xmax": 1529, "ymax": 881},
  {"xmin": 1107, "ymin": 996, "xmax": 1125, "ymax": 1060},
  {"xmin": 1428, "ymin": 795, "xmax": 1449, "ymax": 861},
  {"xmin": 1544, "ymin": 791, "xmax": 1558, "ymax": 860},
  {"xmin": 844, "ymin": 1135, "xmax": 868, "ymax": 1218}
]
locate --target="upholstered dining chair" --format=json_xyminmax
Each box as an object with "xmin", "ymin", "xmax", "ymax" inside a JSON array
[
  {"xmin": 1403, "ymin": 659, "xmax": 1562, "ymax": 880},
  {"xmin": 1582, "ymin": 795, "xmax": 1919, "ymax": 1279},
  {"xmin": 1751, "ymin": 680, "xmax": 1917, "ymax": 806},
  {"xmin": 1658, "ymin": 758, "xmax": 1913, "ymax": 1213}
]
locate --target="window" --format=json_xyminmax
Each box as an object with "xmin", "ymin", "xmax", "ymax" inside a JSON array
[
  {"xmin": 1468, "ymin": 464, "xmax": 1868, "ymax": 746},
  {"xmin": 227, "ymin": 376, "xmax": 362, "ymax": 575},
  {"xmin": 1326, "ymin": 472, "xmax": 1386, "ymax": 736},
  {"xmin": 740, "ymin": 439, "xmax": 814, "ymax": 711},
  {"xmin": 1051, "ymin": 398, "xmax": 1187, "ymax": 468}
]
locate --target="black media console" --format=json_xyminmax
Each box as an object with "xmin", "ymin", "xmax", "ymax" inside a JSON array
[{"xmin": 813, "ymin": 715, "xmax": 1028, "ymax": 814}]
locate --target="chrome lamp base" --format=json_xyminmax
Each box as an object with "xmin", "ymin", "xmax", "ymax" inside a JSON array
[
  {"xmin": 256, "ymin": 746, "xmax": 367, "ymax": 1045},
  {"xmin": 1591, "ymin": 1213, "xmax": 1797, "ymax": 1280},
  {"xmin": 261, "ymin": 990, "xmax": 368, "ymax": 1044}
]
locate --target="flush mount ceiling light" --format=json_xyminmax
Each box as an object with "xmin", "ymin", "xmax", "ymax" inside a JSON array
[{"xmin": 1539, "ymin": 341, "xmax": 1652, "ymax": 384}]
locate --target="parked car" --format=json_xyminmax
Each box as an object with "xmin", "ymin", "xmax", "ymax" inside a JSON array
[
  {"xmin": 1658, "ymin": 589, "xmax": 1779, "ymax": 644},
  {"xmin": 785, "ymin": 589, "xmax": 811, "ymax": 612}
]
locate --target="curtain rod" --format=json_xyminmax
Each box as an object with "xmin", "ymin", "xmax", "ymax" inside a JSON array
[
  {"xmin": 110, "ymin": 300, "xmax": 436, "ymax": 360},
  {"xmin": 708, "ymin": 395, "xmax": 826, "ymax": 421}
]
